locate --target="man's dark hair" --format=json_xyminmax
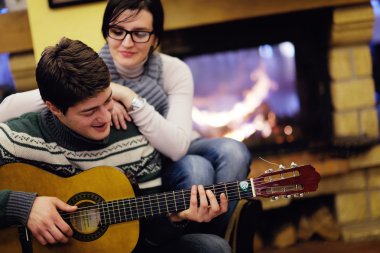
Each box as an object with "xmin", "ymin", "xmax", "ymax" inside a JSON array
[
  {"xmin": 36, "ymin": 37, "xmax": 110, "ymax": 114},
  {"xmin": 101, "ymin": 0, "xmax": 164, "ymax": 48}
]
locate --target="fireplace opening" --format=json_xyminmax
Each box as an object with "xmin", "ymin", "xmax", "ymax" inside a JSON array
[
  {"xmin": 161, "ymin": 8, "xmax": 334, "ymax": 155},
  {"xmin": 184, "ymin": 42, "xmax": 301, "ymax": 147}
]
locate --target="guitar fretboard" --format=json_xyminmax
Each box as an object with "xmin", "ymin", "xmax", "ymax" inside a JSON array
[{"xmin": 76, "ymin": 180, "xmax": 255, "ymax": 226}]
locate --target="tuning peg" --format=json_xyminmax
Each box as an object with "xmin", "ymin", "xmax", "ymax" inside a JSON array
[
  {"xmin": 282, "ymin": 195, "xmax": 292, "ymax": 199},
  {"xmin": 290, "ymin": 162, "xmax": 298, "ymax": 168},
  {"xmin": 279, "ymin": 164, "xmax": 286, "ymax": 170},
  {"xmin": 271, "ymin": 196, "xmax": 279, "ymax": 201},
  {"xmin": 265, "ymin": 168, "xmax": 274, "ymax": 174},
  {"xmin": 294, "ymin": 193, "xmax": 304, "ymax": 198}
]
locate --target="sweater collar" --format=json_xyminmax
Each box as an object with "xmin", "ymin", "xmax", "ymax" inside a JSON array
[
  {"xmin": 114, "ymin": 56, "xmax": 148, "ymax": 80},
  {"xmin": 41, "ymin": 109, "xmax": 109, "ymax": 151}
]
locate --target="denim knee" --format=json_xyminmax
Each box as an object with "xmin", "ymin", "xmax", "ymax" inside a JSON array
[
  {"xmin": 162, "ymin": 155, "xmax": 215, "ymax": 190},
  {"xmin": 175, "ymin": 233, "xmax": 231, "ymax": 253},
  {"xmin": 217, "ymin": 138, "xmax": 251, "ymax": 166},
  {"xmin": 212, "ymin": 138, "xmax": 251, "ymax": 181}
]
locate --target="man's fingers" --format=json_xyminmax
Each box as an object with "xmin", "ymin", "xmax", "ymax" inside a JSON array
[
  {"xmin": 197, "ymin": 185, "xmax": 208, "ymax": 209},
  {"xmin": 48, "ymin": 225, "xmax": 70, "ymax": 244},
  {"xmin": 34, "ymin": 234, "xmax": 48, "ymax": 246},
  {"xmin": 206, "ymin": 189, "xmax": 220, "ymax": 212},
  {"xmin": 219, "ymin": 193, "xmax": 228, "ymax": 213},
  {"xmin": 53, "ymin": 198, "xmax": 77, "ymax": 213},
  {"xmin": 56, "ymin": 218, "xmax": 74, "ymax": 238},
  {"xmin": 189, "ymin": 185, "xmax": 198, "ymax": 208},
  {"xmin": 41, "ymin": 230, "xmax": 56, "ymax": 245}
]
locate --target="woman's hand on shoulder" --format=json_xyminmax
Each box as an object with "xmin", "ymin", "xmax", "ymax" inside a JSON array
[
  {"xmin": 110, "ymin": 82, "xmax": 137, "ymax": 110},
  {"xmin": 111, "ymin": 100, "xmax": 131, "ymax": 130}
]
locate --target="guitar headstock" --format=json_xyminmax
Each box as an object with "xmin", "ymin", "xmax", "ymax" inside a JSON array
[{"xmin": 253, "ymin": 163, "xmax": 320, "ymax": 200}]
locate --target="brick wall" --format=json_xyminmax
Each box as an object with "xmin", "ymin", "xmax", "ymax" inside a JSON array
[{"xmin": 329, "ymin": 3, "xmax": 380, "ymax": 242}]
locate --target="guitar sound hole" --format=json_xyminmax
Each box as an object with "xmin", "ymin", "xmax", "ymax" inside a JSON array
[{"xmin": 67, "ymin": 192, "xmax": 108, "ymax": 242}]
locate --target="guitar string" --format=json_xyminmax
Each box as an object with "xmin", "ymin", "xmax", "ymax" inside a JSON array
[
  {"xmin": 61, "ymin": 167, "xmax": 301, "ymax": 215},
  {"xmin": 59, "ymin": 171, "xmax": 309, "ymax": 221},
  {"xmin": 60, "ymin": 190, "xmax": 252, "ymax": 222},
  {"xmin": 59, "ymin": 174, "xmax": 310, "ymax": 221},
  {"xmin": 60, "ymin": 184, "xmax": 306, "ymax": 223},
  {"xmin": 58, "ymin": 182, "xmax": 258, "ymax": 221},
  {"xmin": 59, "ymin": 175, "xmax": 269, "ymax": 218},
  {"xmin": 60, "ymin": 174, "xmax": 312, "ymax": 222}
]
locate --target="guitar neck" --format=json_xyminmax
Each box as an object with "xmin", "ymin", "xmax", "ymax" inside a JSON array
[
  {"xmin": 61, "ymin": 164, "xmax": 319, "ymax": 227},
  {"xmin": 77, "ymin": 180, "xmax": 254, "ymax": 226}
]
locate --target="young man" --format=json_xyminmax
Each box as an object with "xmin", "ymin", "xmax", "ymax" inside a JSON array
[{"xmin": 0, "ymin": 37, "xmax": 230, "ymax": 253}]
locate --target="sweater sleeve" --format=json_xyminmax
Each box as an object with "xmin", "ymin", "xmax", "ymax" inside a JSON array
[
  {"xmin": 0, "ymin": 89, "xmax": 45, "ymax": 122},
  {"xmin": 129, "ymin": 54, "xmax": 194, "ymax": 161},
  {"xmin": 0, "ymin": 190, "xmax": 36, "ymax": 227}
]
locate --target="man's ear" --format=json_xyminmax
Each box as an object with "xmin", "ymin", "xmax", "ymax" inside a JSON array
[{"xmin": 45, "ymin": 101, "xmax": 63, "ymax": 117}]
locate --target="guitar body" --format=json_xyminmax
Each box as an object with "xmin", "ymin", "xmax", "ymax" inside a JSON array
[{"xmin": 0, "ymin": 163, "xmax": 139, "ymax": 253}]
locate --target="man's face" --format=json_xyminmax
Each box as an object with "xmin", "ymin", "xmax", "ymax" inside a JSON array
[{"xmin": 52, "ymin": 88, "xmax": 114, "ymax": 141}]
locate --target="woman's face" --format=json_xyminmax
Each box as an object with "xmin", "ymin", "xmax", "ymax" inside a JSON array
[{"xmin": 107, "ymin": 9, "xmax": 157, "ymax": 69}]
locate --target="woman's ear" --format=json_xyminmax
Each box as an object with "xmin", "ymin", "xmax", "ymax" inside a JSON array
[
  {"xmin": 45, "ymin": 101, "xmax": 63, "ymax": 117},
  {"xmin": 152, "ymin": 36, "xmax": 159, "ymax": 50}
]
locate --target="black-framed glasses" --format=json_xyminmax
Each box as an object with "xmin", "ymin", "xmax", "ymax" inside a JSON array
[{"xmin": 108, "ymin": 26, "xmax": 154, "ymax": 43}]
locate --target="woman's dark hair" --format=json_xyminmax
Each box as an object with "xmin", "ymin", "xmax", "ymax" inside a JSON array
[
  {"xmin": 36, "ymin": 37, "xmax": 110, "ymax": 114},
  {"xmin": 101, "ymin": 0, "xmax": 164, "ymax": 48}
]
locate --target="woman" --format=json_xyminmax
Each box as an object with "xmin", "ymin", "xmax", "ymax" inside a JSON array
[{"xmin": 0, "ymin": 0, "xmax": 251, "ymax": 237}]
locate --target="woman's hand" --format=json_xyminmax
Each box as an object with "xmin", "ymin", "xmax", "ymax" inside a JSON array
[
  {"xmin": 111, "ymin": 100, "xmax": 132, "ymax": 130},
  {"xmin": 110, "ymin": 82, "xmax": 137, "ymax": 110},
  {"xmin": 169, "ymin": 185, "xmax": 228, "ymax": 223},
  {"xmin": 27, "ymin": 196, "xmax": 77, "ymax": 245}
]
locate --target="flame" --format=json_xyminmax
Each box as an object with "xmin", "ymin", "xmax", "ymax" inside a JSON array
[{"xmin": 192, "ymin": 63, "xmax": 278, "ymax": 141}]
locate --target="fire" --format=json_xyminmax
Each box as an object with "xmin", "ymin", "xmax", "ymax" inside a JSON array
[{"xmin": 192, "ymin": 63, "xmax": 278, "ymax": 141}]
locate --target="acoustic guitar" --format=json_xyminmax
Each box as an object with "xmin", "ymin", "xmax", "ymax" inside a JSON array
[{"xmin": 0, "ymin": 163, "xmax": 320, "ymax": 253}]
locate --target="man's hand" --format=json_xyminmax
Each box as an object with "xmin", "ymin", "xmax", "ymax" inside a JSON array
[
  {"xmin": 170, "ymin": 185, "xmax": 228, "ymax": 223},
  {"xmin": 111, "ymin": 100, "xmax": 132, "ymax": 130},
  {"xmin": 27, "ymin": 196, "xmax": 77, "ymax": 245}
]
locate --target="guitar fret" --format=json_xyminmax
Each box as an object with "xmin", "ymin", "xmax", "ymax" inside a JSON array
[
  {"xmin": 99, "ymin": 203, "xmax": 105, "ymax": 226},
  {"xmin": 224, "ymin": 183, "xmax": 228, "ymax": 199},
  {"xmin": 156, "ymin": 194, "xmax": 161, "ymax": 214},
  {"xmin": 110, "ymin": 201, "xmax": 116, "ymax": 224},
  {"xmin": 148, "ymin": 195, "xmax": 153, "ymax": 216},
  {"xmin": 172, "ymin": 191, "xmax": 177, "ymax": 212},
  {"xmin": 106, "ymin": 202, "xmax": 112, "ymax": 225},
  {"xmin": 127, "ymin": 198, "xmax": 133, "ymax": 221},
  {"xmin": 123, "ymin": 199, "xmax": 129, "ymax": 222},
  {"xmin": 141, "ymin": 196, "xmax": 147, "ymax": 218},
  {"xmin": 113, "ymin": 201, "xmax": 120, "ymax": 224},
  {"xmin": 164, "ymin": 192, "xmax": 169, "ymax": 214},
  {"xmin": 182, "ymin": 189, "xmax": 187, "ymax": 209},
  {"xmin": 133, "ymin": 198, "xmax": 139, "ymax": 219},
  {"xmin": 237, "ymin": 181, "xmax": 241, "ymax": 200},
  {"xmin": 250, "ymin": 178, "xmax": 256, "ymax": 197},
  {"xmin": 137, "ymin": 197, "xmax": 145, "ymax": 219},
  {"xmin": 115, "ymin": 201, "xmax": 120, "ymax": 224},
  {"xmin": 118, "ymin": 200, "xmax": 125, "ymax": 223}
]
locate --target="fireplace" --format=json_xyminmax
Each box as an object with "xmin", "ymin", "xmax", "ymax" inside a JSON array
[
  {"xmin": 161, "ymin": 1, "xmax": 380, "ymax": 246},
  {"xmin": 161, "ymin": 8, "xmax": 333, "ymax": 155}
]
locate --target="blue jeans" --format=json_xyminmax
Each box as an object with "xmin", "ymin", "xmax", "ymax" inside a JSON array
[
  {"xmin": 162, "ymin": 137, "xmax": 251, "ymax": 236},
  {"xmin": 135, "ymin": 233, "xmax": 231, "ymax": 253},
  {"xmin": 160, "ymin": 233, "xmax": 231, "ymax": 253}
]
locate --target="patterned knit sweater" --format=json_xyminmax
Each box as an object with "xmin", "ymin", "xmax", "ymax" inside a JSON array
[{"xmin": 0, "ymin": 109, "xmax": 161, "ymax": 227}]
